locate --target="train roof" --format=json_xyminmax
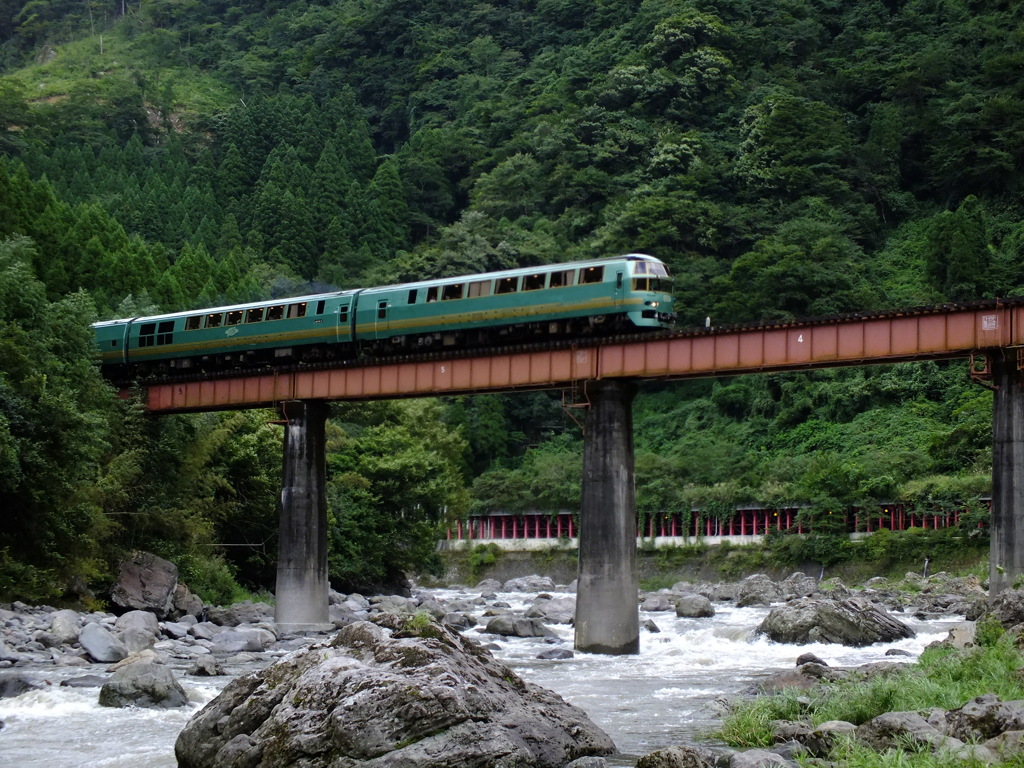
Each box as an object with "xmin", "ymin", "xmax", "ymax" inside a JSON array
[
  {"xmin": 92, "ymin": 289, "xmax": 360, "ymax": 328},
  {"xmin": 358, "ymin": 253, "xmax": 665, "ymax": 294}
]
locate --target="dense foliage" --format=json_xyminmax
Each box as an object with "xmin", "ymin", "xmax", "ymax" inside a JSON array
[{"xmin": 0, "ymin": 0, "xmax": 1015, "ymax": 601}]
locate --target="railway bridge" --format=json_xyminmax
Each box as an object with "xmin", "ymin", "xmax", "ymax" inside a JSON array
[{"xmin": 131, "ymin": 298, "xmax": 1024, "ymax": 653}]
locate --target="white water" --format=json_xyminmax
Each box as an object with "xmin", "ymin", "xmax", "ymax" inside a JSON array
[{"xmin": 0, "ymin": 590, "xmax": 962, "ymax": 767}]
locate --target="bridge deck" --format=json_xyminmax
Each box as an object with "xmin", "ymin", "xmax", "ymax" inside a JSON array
[{"xmin": 135, "ymin": 300, "xmax": 1024, "ymax": 412}]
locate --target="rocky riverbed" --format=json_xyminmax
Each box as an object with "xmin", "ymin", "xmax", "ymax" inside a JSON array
[{"xmin": 0, "ymin": 566, "xmax": 1007, "ymax": 767}]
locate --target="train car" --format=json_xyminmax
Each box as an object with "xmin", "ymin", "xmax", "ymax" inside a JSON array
[
  {"xmin": 94, "ymin": 291, "xmax": 359, "ymax": 379},
  {"xmin": 354, "ymin": 253, "xmax": 675, "ymax": 353},
  {"xmin": 93, "ymin": 253, "xmax": 675, "ymax": 379}
]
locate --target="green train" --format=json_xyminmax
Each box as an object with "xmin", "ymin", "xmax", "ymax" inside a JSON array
[{"xmin": 93, "ymin": 253, "xmax": 675, "ymax": 380}]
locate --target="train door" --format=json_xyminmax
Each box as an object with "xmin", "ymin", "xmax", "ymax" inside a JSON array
[
  {"xmin": 374, "ymin": 299, "xmax": 390, "ymax": 337},
  {"xmin": 613, "ymin": 268, "xmax": 626, "ymax": 308}
]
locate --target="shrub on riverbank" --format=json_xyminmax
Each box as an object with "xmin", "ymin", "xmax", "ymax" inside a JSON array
[{"xmin": 717, "ymin": 623, "xmax": 1024, "ymax": 765}]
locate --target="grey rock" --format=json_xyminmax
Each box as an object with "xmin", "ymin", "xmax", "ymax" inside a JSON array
[
  {"xmin": 115, "ymin": 609, "xmax": 160, "ymax": 637},
  {"xmin": 161, "ymin": 622, "xmax": 190, "ymax": 640},
  {"xmin": 676, "ymin": 594, "xmax": 715, "ymax": 618},
  {"xmin": 984, "ymin": 730, "xmax": 1024, "ymax": 760},
  {"xmin": 803, "ymin": 720, "xmax": 856, "ymax": 757},
  {"xmin": 98, "ymin": 660, "xmax": 188, "ymax": 709},
  {"xmin": 171, "ymin": 583, "xmax": 204, "ymax": 619},
  {"xmin": 484, "ymin": 615, "xmax": 560, "ymax": 638},
  {"xmin": 0, "ymin": 672, "xmax": 42, "ymax": 698},
  {"xmin": 641, "ymin": 595, "xmax": 676, "ymax": 612},
  {"xmin": 565, "ymin": 758, "xmax": 610, "ymax": 768},
  {"xmin": 79, "ymin": 622, "xmax": 128, "ymax": 663},
  {"xmin": 474, "ymin": 578, "xmax": 502, "ymax": 592},
  {"xmin": 503, "ymin": 575, "xmax": 557, "ymax": 592},
  {"xmin": 205, "ymin": 601, "xmax": 273, "ymax": 627},
  {"xmin": 946, "ymin": 694, "xmax": 1024, "ymax": 742},
  {"xmin": 736, "ymin": 574, "xmax": 780, "ymax": 608},
  {"xmin": 211, "ymin": 628, "xmax": 274, "ymax": 653},
  {"xmin": 642, "ymin": 619, "xmax": 661, "ymax": 633},
  {"xmin": 60, "ymin": 674, "xmax": 108, "ymax": 688},
  {"xmin": 756, "ymin": 597, "xmax": 915, "ymax": 647},
  {"xmin": 110, "ymin": 552, "xmax": 179, "ymax": 619},
  {"xmin": 537, "ymin": 648, "xmax": 574, "ymax": 660},
  {"xmin": 442, "ymin": 612, "xmax": 477, "ymax": 631},
  {"xmin": 49, "ymin": 609, "xmax": 81, "ymax": 644},
  {"xmin": 795, "ymin": 653, "xmax": 827, "ymax": 666},
  {"xmin": 119, "ymin": 627, "xmax": 157, "ymax": 653},
  {"xmin": 525, "ymin": 596, "xmax": 576, "ymax": 624},
  {"xmin": 729, "ymin": 749, "xmax": 797, "ymax": 767},
  {"xmin": 636, "ymin": 745, "xmax": 716, "ymax": 767},
  {"xmin": 173, "ymin": 618, "xmax": 615, "ymax": 768},
  {"xmin": 187, "ymin": 654, "xmax": 225, "ymax": 676}
]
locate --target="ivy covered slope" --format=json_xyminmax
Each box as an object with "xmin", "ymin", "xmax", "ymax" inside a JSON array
[{"xmin": 0, "ymin": 0, "xmax": 1018, "ymax": 602}]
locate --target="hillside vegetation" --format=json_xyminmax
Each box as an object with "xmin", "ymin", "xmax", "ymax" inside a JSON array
[{"xmin": 0, "ymin": 0, "xmax": 1017, "ymax": 602}]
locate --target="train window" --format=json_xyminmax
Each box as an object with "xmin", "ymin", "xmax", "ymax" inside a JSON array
[
  {"xmin": 316, "ymin": 300, "xmax": 326, "ymax": 314},
  {"xmin": 185, "ymin": 316, "xmax": 202, "ymax": 331},
  {"xmin": 266, "ymin": 305, "xmax": 285, "ymax": 321},
  {"xmin": 156, "ymin": 321, "xmax": 174, "ymax": 346},
  {"xmin": 523, "ymin": 273, "xmax": 545, "ymax": 291},
  {"xmin": 468, "ymin": 280, "xmax": 491, "ymax": 298},
  {"xmin": 408, "ymin": 289, "xmax": 418, "ymax": 304},
  {"xmin": 138, "ymin": 322, "xmax": 156, "ymax": 348},
  {"xmin": 442, "ymin": 283, "xmax": 464, "ymax": 301},
  {"xmin": 205, "ymin": 313, "xmax": 223, "ymax": 328},
  {"xmin": 245, "ymin": 308, "xmax": 264, "ymax": 323},
  {"xmin": 549, "ymin": 269, "xmax": 575, "ymax": 288},
  {"xmin": 377, "ymin": 301, "xmax": 388, "ymax": 319},
  {"xmin": 495, "ymin": 276, "xmax": 518, "ymax": 294},
  {"xmin": 339, "ymin": 305, "xmax": 349, "ymax": 323},
  {"xmin": 426, "ymin": 287, "xmax": 438, "ymax": 302},
  {"xmin": 288, "ymin": 302, "xmax": 307, "ymax": 318},
  {"xmin": 633, "ymin": 261, "xmax": 649, "ymax": 275},
  {"xmin": 226, "ymin": 311, "xmax": 243, "ymax": 326},
  {"xmin": 580, "ymin": 266, "xmax": 604, "ymax": 284}
]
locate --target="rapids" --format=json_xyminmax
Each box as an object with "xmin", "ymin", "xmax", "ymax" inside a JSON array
[{"xmin": 0, "ymin": 588, "xmax": 961, "ymax": 767}]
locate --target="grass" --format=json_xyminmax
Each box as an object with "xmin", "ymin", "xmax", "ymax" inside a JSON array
[
  {"xmin": 6, "ymin": 26, "xmax": 234, "ymax": 114},
  {"xmin": 716, "ymin": 631, "xmax": 1024, "ymax": 766}
]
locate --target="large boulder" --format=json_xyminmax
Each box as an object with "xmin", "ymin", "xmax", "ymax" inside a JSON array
[
  {"xmin": 79, "ymin": 622, "xmax": 129, "ymax": 663},
  {"xmin": 484, "ymin": 615, "xmax": 561, "ymax": 638},
  {"xmin": 736, "ymin": 574, "xmax": 781, "ymax": 608},
  {"xmin": 49, "ymin": 609, "xmax": 82, "ymax": 645},
  {"xmin": 175, "ymin": 617, "xmax": 615, "ymax": 768},
  {"xmin": 503, "ymin": 575, "xmax": 557, "ymax": 592},
  {"xmin": 755, "ymin": 597, "xmax": 915, "ymax": 647},
  {"xmin": 98, "ymin": 661, "xmax": 189, "ymax": 709},
  {"xmin": 110, "ymin": 552, "xmax": 179, "ymax": 619},
  {"xmin": 675, "ymin": 594, "xmax": 715, "ymax": 618}
]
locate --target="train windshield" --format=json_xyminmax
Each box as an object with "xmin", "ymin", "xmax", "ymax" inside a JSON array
[
  {"xmin": 631, "ymin": 259, "xmax": 671, "ymax": 278},
  {"xmin": 632, "ymin": 277, "xmax": 673, "ymax": 293}
]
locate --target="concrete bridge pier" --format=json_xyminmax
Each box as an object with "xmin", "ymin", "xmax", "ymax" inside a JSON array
[
  {"xmin": 574, "ymin": 379, "xmax": 640, "ymax": 654},
  {"xmin": 991, "ymin": 352, "xmax": 1024, "ymax": 597},
  {"xmin": 275, "ymin": 400, "xmax": 332, "ymax": 632}
]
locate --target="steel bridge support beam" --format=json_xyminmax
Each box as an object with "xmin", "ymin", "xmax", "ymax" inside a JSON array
[
  {"xmin": 275, "ymin": 400, "xmax": 332, "ymax": 632},
  {"xmin": 574, "ymin": 379, "xmax": 640, "ymax": 654},
  {"xmin": 991, "ymin": 353, "xmax": 1024, "ymax": 597}
]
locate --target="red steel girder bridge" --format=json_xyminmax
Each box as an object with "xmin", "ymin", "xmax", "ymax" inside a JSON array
[
  {"xmin": 135, "ymin": 298, "xmax": 1023, "ymax": 413},
  {"xmin": 126, "ymin": 297, "xmax": 1024, "ymax": 647}
]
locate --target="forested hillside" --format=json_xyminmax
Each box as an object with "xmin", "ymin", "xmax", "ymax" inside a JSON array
[{"xmin": 0, "ymin": 0, "xmax": 1017, "ymax": 602}]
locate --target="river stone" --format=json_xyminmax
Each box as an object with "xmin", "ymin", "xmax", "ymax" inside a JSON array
[
  {"xmin": 175, "ymin": 617, "xmax": 614, "ymax": 768},
  {"xmin": 79, "ymin": 621, "xmax": 129, "ymax": 663},
  {"xmin": 635, "ymin": 745, "xmax": 715, "ymax": 767},
  {"xmin": 526, "ymin": 596, "xmax": 576, "ymax": 624},
  {"xmin": 641, "ymin": 595, "xmax": 675, "ymax": 612},
  {"xmin": 172, "ymin": 583, "xmax": 204, "ymax": 618},
  {"xmin": 115, "ymin": 609, "xmax": 161, "ymax": 637},
  {"xmin": 484, "ymin": 615, "xmax": 560, "ymax": 638},
  {"xmin": 945, "ymin": 694, "xmax": 1024, "ymax": 742},
  {"xmin": 188, "ymin": 654, "xmax": 224, "ymax": 676},
  {"xmin": 49, "ymin": 609, "xmax": 82, "ymax": 644},
  {"xmin": 110, "ymin": 552, "xmax": 179, "ymax": 619},
  {"xmin": 99, "ymin": 660, "xmax": 189, "ymax": 709},
  {"xmin": 755, "ymin": 597, "xmax": 915, "ymax": 646},
  {"xmin": 211, "ymin": 628, "xmax": 274, "ymax": 653},
  {"xmin": 0, "ymin": 672, "xmax": 42, "ymax": 698},
  {"xmin": 729, "ymin": 749, "xmax": 796, "ymax": 767},
  {"xmin": 205, "ymin": 601, "xmax": 274, "ymax": 627},
  {"xmin": 503, "ymin": 575, "xmax": 557, "ymax": 592},
  {"xmin": 675, "ymin": 594, "xmax": 715, "ymax": 618}
]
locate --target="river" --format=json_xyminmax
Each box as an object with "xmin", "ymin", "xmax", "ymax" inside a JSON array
[{"xmin": 0, "ymin": 588, "xmax": 961, "ymax": 767}]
